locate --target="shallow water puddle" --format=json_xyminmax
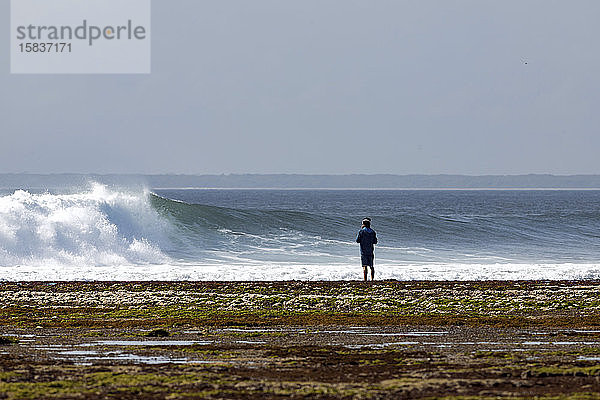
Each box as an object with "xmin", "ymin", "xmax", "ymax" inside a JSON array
[
  {"xmin": 346, "ymin": 341, "xmax": 420, "ymax": 349},
  {"xmin": 316, "ymin": 330, "xmax": 448, "ymax": 336},
  {"xmin": 58, "ymin": 350, "xmax": 99, "ymax": 356},
  {"xmin": 77, "ymin": 353, "xmax": 191, "ymax": 364},
  {"xmin": 37, "ymin": 345, "xmax": 210, "ymax": 365},
  {"xmin": 235, "ymin": 340, "xmax": 267, "ymax": 344},
  {"xmin": 81, "ymin": 340, "xmax": 212, "ymax": 346},
  {"xmin": 478, "ymin": 348, "xmax": 530, "ymax": 352},
  {"xmin": 54, "ymin": 349, "xmax": 195, "ymax": 365},
  {"xmin": 528, "ymin": 330, "xmax": 600, "ymax": 336},
  {"xmin": 217, "ymin": 327, "xmax": 307, "ymax": 334},
  {"xmin": 222, "ymin": 328, "xmax": 284, "ymax": 333},
  {"xmin": 33, "ymin": 345, "xmax": 67, "ymax": 350},
  {"xmin": 343, "ymin": 338, "xmax": 600, "ymax": 350},
  {"xmin": 361, "ymin": 332, "xmax": 449, "ymax": 336},
  {"xmin": 522, "ymin": 341, "xmax": 600, "ymax": 346}
]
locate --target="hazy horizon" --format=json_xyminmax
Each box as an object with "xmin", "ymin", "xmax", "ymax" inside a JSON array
[{"xmin": 3, "ymin": 172, "xmax": 600, "ymax": 189}]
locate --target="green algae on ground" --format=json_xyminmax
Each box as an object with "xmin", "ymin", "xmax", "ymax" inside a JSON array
[
  {"xmin": 2, "ymin": 281, "xmax": 600, "ymax": 399},
  {"xmin": 2, "ymin": 281, "xmax": 599, "ymax": 329},
  {"xmin": 529, "ymin": 366, "xmax": 600, "ymax": 377},
  {"xmin": 430, "ymin": 395, "xmax": 600, "ymax": 400},
  {"xmin": 0, "ymin": 336, "xmax": 16, "ymax": 345},
  {"xmin": 0, "ymin": 370, "xmax": 208, "ymax": 400}
]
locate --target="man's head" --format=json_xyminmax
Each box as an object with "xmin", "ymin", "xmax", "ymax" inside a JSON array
[{"xmin": 362, "ymin": 218, "xmax": 371, "ymax": 228}]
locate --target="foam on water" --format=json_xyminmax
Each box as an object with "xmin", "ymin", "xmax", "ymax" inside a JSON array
[
  {"xmin": 3, "ymin": 261, "xmax": 600, "ymax": 281},
  {"xmin": 0, "ymin": 184, "xmax": 171, "ymax": 270}
]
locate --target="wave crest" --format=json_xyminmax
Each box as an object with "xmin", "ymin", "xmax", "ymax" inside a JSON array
[{"xmin": 0, "ymin": 184, "xmax": 170, "ymax": 268}]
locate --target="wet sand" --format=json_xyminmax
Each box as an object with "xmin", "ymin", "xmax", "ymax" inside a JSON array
[{"xmin": 1, "ymin": 280, "xmax": 600, "ymax": 399}]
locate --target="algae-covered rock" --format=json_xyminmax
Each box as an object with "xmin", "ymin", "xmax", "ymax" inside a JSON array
[
  {"xmin": 146, "ymin": 328, "xmax": 170, "ymax": 337},
  {"xmin": 0, "ymin": 336, "xmax": 15, "ymax": 345}
]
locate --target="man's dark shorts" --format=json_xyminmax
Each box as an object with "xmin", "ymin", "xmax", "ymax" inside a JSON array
[{"xmin": 361, "ymin": 254, "xmax": 374, "ymax": 267}]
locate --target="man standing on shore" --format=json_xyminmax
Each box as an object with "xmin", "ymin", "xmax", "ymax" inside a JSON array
[{"xmin": 356, "ymin": 218, "xmax": 377, "ymax": 281}]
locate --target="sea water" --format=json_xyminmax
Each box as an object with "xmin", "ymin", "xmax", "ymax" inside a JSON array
[{"xmin": 0, "ymin": 183, "xmax": 599, "ymax": 280}]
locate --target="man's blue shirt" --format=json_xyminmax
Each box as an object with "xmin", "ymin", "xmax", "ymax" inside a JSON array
[{"xmin": 356, "ymin": 227, "xmax": 377, "ymax": 255}]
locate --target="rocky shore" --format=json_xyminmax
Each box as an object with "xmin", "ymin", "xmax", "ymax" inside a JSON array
[{"xmin": 1, "ymin": 281, "xmax": 600, "ymax": 399}]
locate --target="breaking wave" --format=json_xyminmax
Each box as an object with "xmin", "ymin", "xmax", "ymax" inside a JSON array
[
  {"xmin": 1, "ymin": 184, "xmax": 599, "ymax": 281},
  {"xmin": 0, "ymin": 184, "xmax": 170, "ymax": 269}
]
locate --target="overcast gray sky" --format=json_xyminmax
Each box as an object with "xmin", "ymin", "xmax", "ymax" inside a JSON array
[{"xmin": 2, "ymin": 0, "xmax": 599, "ymax": 174}]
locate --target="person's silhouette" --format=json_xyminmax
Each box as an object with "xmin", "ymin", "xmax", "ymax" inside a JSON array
[{"xmin": 356, "ymin": 218, "xmax": 377, "ymax": 281}]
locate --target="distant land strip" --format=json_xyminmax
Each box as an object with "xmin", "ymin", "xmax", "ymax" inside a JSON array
[{"xmin": 2, "ymin": 173, "xmax": 600, "ymax": 189}]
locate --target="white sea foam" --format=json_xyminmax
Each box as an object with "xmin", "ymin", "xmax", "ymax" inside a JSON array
[
  {"xmin": 2, "ymin": 261, "xmax": 600, "ymax": 281},
  {"xmin": 0, "ymin": 184, "xmax": 171, "ymax": 273}
]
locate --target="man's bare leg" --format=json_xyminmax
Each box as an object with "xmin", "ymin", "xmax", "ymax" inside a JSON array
[
  {"xmin": 370, "ymin": 266, "xmax": 375, "ymax": 281},
  {"xmin": 363, "ymin": 266, "xmax": 368, "ymax": 281}
]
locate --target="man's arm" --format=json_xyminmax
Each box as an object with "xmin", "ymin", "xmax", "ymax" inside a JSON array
[
  {"xmin": 373, "ymin": 232, "xmax": 378, "ymax": 245},
  {"xmin": 356, "ymin": 230, "xmax": 361, "ymax": 243}
]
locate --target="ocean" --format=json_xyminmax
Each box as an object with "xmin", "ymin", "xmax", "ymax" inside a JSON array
[{"xmin": 1, "ymin": 183, "xmax": 599, "ymax": 281}]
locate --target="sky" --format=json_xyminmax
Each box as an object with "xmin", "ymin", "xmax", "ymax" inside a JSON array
[{"xmin": 1, "ymin": 0, "xmax": 599, "ymax": 175}]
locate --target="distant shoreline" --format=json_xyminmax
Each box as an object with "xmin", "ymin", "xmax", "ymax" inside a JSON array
[
  {"xmin": 150, "ymin": 187, "xmax": 600, "ymax": 191},
  {"xmin": 3, "ymin": 173, "xmax": 600, "ymax": 189}
]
